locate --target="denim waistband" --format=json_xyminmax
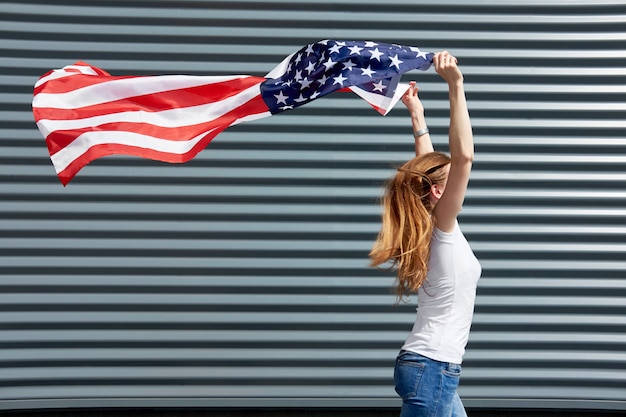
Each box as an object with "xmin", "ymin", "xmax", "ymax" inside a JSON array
[{"xmin": 397, "ymin": 349, "xmax": 462, "ymax": 371}]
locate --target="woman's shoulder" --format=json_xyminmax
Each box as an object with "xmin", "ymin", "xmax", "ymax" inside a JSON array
[{"xmin": 433, "ymin": 219, "xmax": 459, "ymax": 241}]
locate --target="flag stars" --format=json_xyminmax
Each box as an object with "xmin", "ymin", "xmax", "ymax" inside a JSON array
[
  {"xmin": 261, "ymin": 40, "xmax": 435, "ymax": 116},
  {"xmin": 333, "ymin": 73, "xmax": 348, "ymax": 86},
  {"xmin": 305, "ymin": 61, "xmax": 316, "ymax": 74},
  {"xmin": 372, "ymin": 80, "xmax": 386, "ymax": 92},
  {"xmin": 390, "ymin": 54, "xmax": 404, "ymax": 69},
  {"xmin": 300, "ymin": 77, "xmax": 313, "ymax": 89},
  {"xmin": 342, "ymin": 60, "xmax": 356, "ymax": 71},
  {"xmin": 274, "ymin": 90, "xmax": 289, "ymax": 105},
  {"xmin": 329, "ymin": 44, "xmax": 343, "ymax": 54},
  {"xmin": 360, "ymin": 65, "xmax": 376, "ymax": 77},
  {"xmin": 368, "ymin": 47, "xmax": 384, "ymax": 61},
  {"xmin": 348, "ymin": 45, "xmax": 363, "ymax": 55},
  {"xmin": 410, "ymin": 46, "xmax": 430, "ymax": 60},
  {"xmin": 323, "ymin": 58, "xmax": 337, "ymax": 71}
]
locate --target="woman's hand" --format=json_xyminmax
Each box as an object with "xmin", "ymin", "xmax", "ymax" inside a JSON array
[
  {"xmin": 433, "ymin": 51, "xmax": 463, "ymax": 86},
  {"xmin": 401, "ymin": 80, "xmax": 433, "ymax": 156},
  {"xmin": 401, "ymin": 81, "xmax": 424, "ymax": 115}
]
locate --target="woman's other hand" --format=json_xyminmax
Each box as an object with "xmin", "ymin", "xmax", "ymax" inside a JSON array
[
  {"xmin": 433, "ymin": 51, "xmax": 463, "ymax": 86},
  {"xmin": 401, "ymin": 81, "xmax": 424, "ymax": 115}
]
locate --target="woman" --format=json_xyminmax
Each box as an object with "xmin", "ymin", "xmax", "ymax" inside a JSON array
[{"xmin": 370, "ymin": 52, "xmax": 481, "ymax": 417}]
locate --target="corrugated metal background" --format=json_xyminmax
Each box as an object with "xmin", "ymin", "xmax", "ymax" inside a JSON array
[{"xmin": 1, "ymin": 0, "xmax": 626, "ymax": 412}]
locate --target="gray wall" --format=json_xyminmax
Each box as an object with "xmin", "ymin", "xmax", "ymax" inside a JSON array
[{"xmin": 1, "ymin": 0, "xmax": 626, "ymax": 412}]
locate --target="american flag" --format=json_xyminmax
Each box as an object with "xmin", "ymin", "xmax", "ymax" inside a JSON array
[{"xmin": 32, "ymin": 40, "xmax": 434, "ymax": 185}]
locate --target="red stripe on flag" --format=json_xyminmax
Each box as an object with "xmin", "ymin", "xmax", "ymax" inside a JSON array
[
  {"xmin": 46, "ymin": 113, "xmax": 236, "ymax": 156},
  {"xmin": 50, "ymin": 93, "xmax": 270, "ymax": 185},
  {"xmin": 34, "ymin": 76, "xmax": 267, "ymax": 122},
  {"xmin": 56, "ymin": 125, "xmax": 230, "ymax": 186},
  {"xmin": 33, "ymin": 62, "xmax": 114, "ymax": 95},
  {"xmin": 34, "ymin": 74, "xmax": 136, "ymax": 96}
]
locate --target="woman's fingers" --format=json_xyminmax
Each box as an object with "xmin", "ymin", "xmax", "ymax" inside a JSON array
[
  {"xmin": 434, "ymin": 51, "xmax": 457, "ymax": 69},
  {"xmin": 403, "ymin": 81, "xmax": 418, "ymax": 99},
  {"xmin": 401, "ymin": 81, "xmax": 424, "ymax": 113},
  {"xmin": 433, "ymin": 51, "xmax": 463, "ymax": 84}
]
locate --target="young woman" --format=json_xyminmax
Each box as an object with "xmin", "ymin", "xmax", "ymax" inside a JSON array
[{"xmin": 370, "ymin": 52, "xmax": 481, "ymax": 417}]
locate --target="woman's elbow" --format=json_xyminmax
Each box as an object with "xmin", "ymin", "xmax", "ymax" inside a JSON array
[{"xmin": 452, "ymin": 150, "xmax": 474, "ymax": 164}]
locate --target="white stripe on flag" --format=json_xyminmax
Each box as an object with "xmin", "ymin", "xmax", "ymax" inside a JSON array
[
  {"xmin": 349, "ymin": 82, "xmax": 411, "ymax": 116},
  {"xmin": 264, "ymin": 52, "xmax": 296, "ymax": 79},
  {"xmin": 33, "ymin": 74, "xmax": 252, "ymax": 109},
  {"xmin": 34, "ymin": 65, "xmax": 100, "ymax": 88},
  {"xmin": 50, "ymin": 127, "xmax": 222, "ymax": 174},
  {"xmin": 36, "ymin": 83, "xmax": 266, "ymax": 136}
]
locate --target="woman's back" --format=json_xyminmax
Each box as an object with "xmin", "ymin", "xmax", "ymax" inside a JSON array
[{"xmin": 401, "ymin": 221, "xmax": 481, "ymax": 365}]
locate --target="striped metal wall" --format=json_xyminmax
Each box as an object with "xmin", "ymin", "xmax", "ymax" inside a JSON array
[{"xmin": 1, "ymin": 0, "xmax": 626, "ymax": 412}]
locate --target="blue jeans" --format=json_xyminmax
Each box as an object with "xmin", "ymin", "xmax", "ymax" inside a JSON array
[{"xmin": 394, "ymin": 350, "xmax": 467, "ymax": 417}]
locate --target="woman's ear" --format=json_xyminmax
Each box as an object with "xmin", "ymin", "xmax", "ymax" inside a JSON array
[{"xmin": 431, "ymin": 183, "xmax": 444, "ymax": 200}]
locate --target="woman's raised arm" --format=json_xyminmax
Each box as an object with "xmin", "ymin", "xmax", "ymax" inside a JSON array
[
  {"xmin": 401, "ymin": 81, "xmax": 434, "ymax": 157},
  {"xmin": 431, "ymin": 51, "xmax": 474, "ymax": 233}
]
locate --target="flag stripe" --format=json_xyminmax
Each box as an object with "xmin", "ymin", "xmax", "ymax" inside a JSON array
[
  {"xmin": 34, "ymin": 73, "xmax": 136, "ymax": 97},
  {"xmin": 34, "ymin": 76, "xmax": 266, "ymax": 122},
  {"xmin": 33, "ymin": 63, "xmax": 103, "ymax": 89},
  {"xmin": 40, "ymin": 81, "xmax": 267, "ymax": 155},
  {"xmin": 33, "ymin": 74, "xmax": 253, "ymax": 111},
  {"xmin": 33, "ymin": 63, "xmax": 116, "ymax": 98},
  {"xmin": 349, "ymin": 83, "xmax": 410, "ymax": 116},
  {"xmin": 50, "ymin": 94, "xmax": 271, "ymax": 185},
  {"xmin": 55, "ymin": 128, "xmax": 227, "ymax": 186},
  {"xmin": 44, "ymin": 86, "xmax": 271, "ymax": 159}
]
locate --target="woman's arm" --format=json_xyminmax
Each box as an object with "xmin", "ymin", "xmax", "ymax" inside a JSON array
[
  {"xmin": 402, "ymin": 81, "xmax": 434, "ymax": 156},
  {"xmin": 432, "ymin": 52, "xmax": 474, "ymax": 233}
]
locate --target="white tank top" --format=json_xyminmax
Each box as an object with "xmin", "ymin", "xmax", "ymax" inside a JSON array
[{"xmin": 401, "ymin": 220, "xmax": 481, "ymax": 364}]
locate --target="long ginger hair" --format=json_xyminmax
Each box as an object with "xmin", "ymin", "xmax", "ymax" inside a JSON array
[{"xmin": 369, "ymin": 152, "xmax": 451, "ymax": 300}]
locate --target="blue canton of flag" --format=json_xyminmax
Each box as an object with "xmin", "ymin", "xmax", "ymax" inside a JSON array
[{"xmin": 260, "ymin": 40, "xmax": 434, "ymax": 115}]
